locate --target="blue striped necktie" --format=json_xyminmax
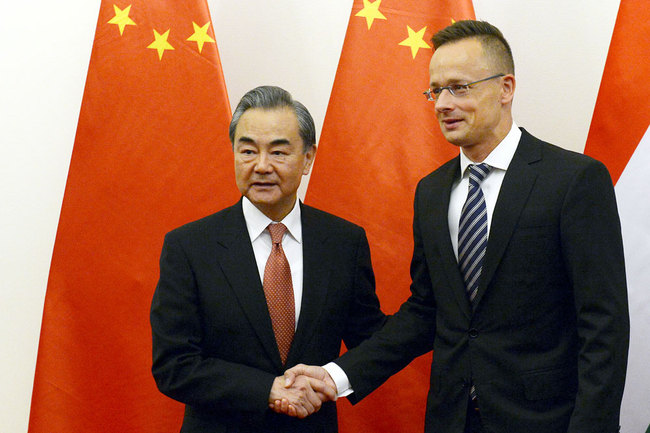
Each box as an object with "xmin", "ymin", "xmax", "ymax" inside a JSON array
[
  {"xmin": 458, "ymin": 163, "xmax": 491, "ymax": 403},
  {"xmin": 458, "ymin": 163, "xmax": 491, "ymax": 304}
]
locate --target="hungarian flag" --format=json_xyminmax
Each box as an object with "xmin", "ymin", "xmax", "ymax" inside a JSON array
[
  {"xmin": 583, "ymin": 1, "xmax": 650, "ymax": 432},
  {"xmin": 305, "ymin": 1, "xmax": 474, "ymax": 431},
  {"xmin": 28, "ymin": 1, "xmax": 238, "ymax": 431}
]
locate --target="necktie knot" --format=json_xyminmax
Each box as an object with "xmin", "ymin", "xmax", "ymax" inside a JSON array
[
  {"xmin": 468, "ymin": 163, "xmax": 491, "ymax": 187},
  {"xmin": 268, "ymin": 223, "xmax": 287, "ymax": 245}
]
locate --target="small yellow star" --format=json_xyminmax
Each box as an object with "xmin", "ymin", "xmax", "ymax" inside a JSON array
[
  {"xmin": 355, "ymin": 0, "xmax": 387, "ymax": 30},
  {"xmin": 398, "ymin": 26, "xmax": 431, "ymax": 59},
  {"xmin": 187, "ymin": 21, "xmax": 216, "ymax": 53},
  {"xmin": 107, "ymin": 4, "xmax": 136, "ymax": 36},
  {"xmin": 147, "ymin": 29, "xmax": 174, "ymax": 60}
]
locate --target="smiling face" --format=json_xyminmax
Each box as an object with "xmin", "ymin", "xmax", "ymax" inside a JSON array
[
  {"xmin": 233, "ymin": 107, "xmax": 316, "ymax": 221},
  {"xmin": 429, "ymin": 37, "xmax": 514, "ymax": 161}
]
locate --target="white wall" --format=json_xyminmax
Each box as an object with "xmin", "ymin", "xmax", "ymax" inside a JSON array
[{"xmin": 0, "ymin": 1, "xmax": 619, "ymax": 431}]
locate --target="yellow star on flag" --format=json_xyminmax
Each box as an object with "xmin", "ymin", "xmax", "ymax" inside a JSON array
[
  {"xmin": 187, "ymin": 21, "xmax": 215, "ymax": 53},
  {"xmin": 147, "ymin": 29, "xmax": 174, "ymax": 60},
  {"xmin": 398, "ymin": 26, "xmax": 431, "ymax": 59},
  {"xmin": 107, "ymin": 4, "xmax": 136, "ymax": 36},
  {"xmin": 355, "ymin": 0, "xmax": 387, "ymax": 30}
]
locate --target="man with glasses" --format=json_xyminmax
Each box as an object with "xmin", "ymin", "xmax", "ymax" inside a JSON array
[{"xmin": 278, "ymin": 20, "xmax": 629, "ymax": 433}]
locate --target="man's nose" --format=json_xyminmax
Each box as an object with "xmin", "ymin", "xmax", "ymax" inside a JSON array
[
  {"xmin": 254, "ymin": 152, "xmax": 273, "ymax": 172},
  {"xmin": 435, "ymin": 88, "xmax": 454, "ymax": 111}
]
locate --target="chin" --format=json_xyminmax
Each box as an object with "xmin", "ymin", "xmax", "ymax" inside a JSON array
[
  {"xmin": 246, "ymin": 192, "xmax": 275, "ymax": 206},
  {"xmin": 441, "ymin": 133, "xmax": 465, "ymax": 147},
  {"xmin": 250, "ymin": 197, "xmax": 279, "ymax": 208}
]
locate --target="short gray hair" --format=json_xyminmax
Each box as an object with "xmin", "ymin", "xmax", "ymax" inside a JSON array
[{"xmin": 229, "ymin": 86, "xmax": 316, "ymax": 152}]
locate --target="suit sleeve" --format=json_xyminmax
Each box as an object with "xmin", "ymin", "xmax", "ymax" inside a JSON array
[
  {"xmin": 340, "ymin": 227, "xmax": 387, "ymax": 350},
  {"xmin": 336, "ymin": 182, "xmax": 437, "ymax": 402},
  {"xmin": 561, "ymin": 159, "xmax": 629, "ymax": 432},
  {"xmin": 150, "ymin": 232, "xmax": 276, "ymax": 415}
]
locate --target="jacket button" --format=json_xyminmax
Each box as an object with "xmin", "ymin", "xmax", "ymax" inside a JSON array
[{"xmin": 468, "ymin": 328, "xmax": 479, "ymax": 338}]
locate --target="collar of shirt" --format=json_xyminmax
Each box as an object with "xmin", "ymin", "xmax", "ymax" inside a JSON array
[
  {"xmin": 242, "ymin": 196, "xmax": 304, "ymax": 325},
  {"xmin": 459, "ymin": 122, "xmax": 522, "ymax": 177},
  {"xmin": 449, "ymin": 122, "xmax": 522, "ymax": 259},
  {"xmin": 242, "ymin": 197, "xmax": 302, "ymax": 245}
]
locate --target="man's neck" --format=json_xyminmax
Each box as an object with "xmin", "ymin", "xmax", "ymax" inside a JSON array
[{"xmin": 461, "ymin": 118, "xmax": 513, "ymax": 163}]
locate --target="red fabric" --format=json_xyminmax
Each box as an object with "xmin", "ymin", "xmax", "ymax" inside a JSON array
[
  {"xmin": 305, "ymin": 1, "xmax": 474, "ymax": 431},
  {"xmin": 583, "ymin": 0, "xmax": 650, "ymax": 183},
  {"xmin": 28, "ymin": 1, "xmax": 238, "ymax": 431}
]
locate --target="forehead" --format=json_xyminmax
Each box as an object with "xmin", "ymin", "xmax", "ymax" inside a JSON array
[
  {"xmin": 235, "ymin": 107, "xmax": 300, "ymax": 142},
  {"xmin": 429, "ymin": 38, "xmax": 490, "ymax": 83}
]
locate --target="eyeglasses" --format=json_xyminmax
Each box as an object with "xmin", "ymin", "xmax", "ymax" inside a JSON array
[{"xmin": 423, "ymin": 73, "xmax": 505, "ymax": 101}]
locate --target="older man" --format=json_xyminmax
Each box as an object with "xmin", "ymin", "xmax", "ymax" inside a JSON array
[{"xmin": 151, "ymin": 86, "xmax": 385, "ymax": 433}]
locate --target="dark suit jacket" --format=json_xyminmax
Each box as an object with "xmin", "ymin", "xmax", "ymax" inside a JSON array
[
  {"xmin": 151, "ymin": 200, "xmax": 386, "ymax": 433},
  {"xmin": 336, "ymin": 129, "xmax": 629, "ymax": 433}
]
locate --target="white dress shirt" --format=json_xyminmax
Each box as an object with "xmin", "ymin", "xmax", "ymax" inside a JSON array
[
  {"xmin": 242, "ymin": 197, "xmax": 303, "ymax": 327},
  {"xmin": 448, "ymin": 123, "xmax": 521, "ymax": 258},
  {"xmin": 325, "ymin": 123, "xmax": 522, "ymax": 397}
]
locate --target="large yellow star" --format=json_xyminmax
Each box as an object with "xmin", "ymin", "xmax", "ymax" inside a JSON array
[
  {"xmin": 355, "ymin": 0, "xmax": 387, "ymax": 30},
  {"xmin": 107, "ymin": 4, "xmax": 136, "ymax": 36},
  {"xmin": 187, "ymin": 21, "xmax": 216, "ymax": 53},
  {"xmin": 398, "ymin": 26, "xmax": 431, "ymax": 59},
  {"xmin": 147, "ymin": 29, "xmax": 174, "ymax": 60}
]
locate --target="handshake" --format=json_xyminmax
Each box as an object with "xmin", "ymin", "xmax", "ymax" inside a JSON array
[{"xmin": 268, "ymin": 364, "xmax": 338, "ymax": 419}]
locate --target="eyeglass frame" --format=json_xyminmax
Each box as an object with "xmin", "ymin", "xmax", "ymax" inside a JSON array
[{"xmin": 423, "ymin": 73, "xmax": 505, "ymax": 101}]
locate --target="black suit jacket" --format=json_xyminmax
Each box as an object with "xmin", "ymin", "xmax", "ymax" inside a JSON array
[
  {"xmin": 336, "ymin": 129, "xmax": 629, "ymax": 433},
  {"xmin": 151, "ymin": 201, "xmax": 386, "ymax": 433}
]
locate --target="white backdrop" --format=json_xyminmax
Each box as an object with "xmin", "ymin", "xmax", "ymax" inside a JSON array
[{"xmin": 0, "ymin": 1, "xmax": 620, "ymax": 431}]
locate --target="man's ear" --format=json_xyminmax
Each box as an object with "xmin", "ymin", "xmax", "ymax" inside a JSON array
[
  {"xmin": 501, "ymin": 74, "xmax": 516, "ymax": 105},
  {"xmin": 302, "ymin": 144, "xmax": 317, "ymax": 175}
]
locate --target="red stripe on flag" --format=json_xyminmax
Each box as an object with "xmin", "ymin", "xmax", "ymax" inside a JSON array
[
  {"xmin": 584, "ymin": 0, "xmax": 650, "ymax": 184},
  {"xmin": 305, "ymin": 1, "xmax": 474, "ymax": 431},
  {"xmin": 28, "ymin": 2, "xmax": 239, "ymax": 432}
]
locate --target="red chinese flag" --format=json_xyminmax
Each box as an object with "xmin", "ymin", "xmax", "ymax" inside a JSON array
[
  {"xmin": 583, "ymin": 1, "xmax": 650, "ymax": 431},
  {"xmin": 305, "ymin": 1, "xmax": 474, "ymax": 431},
  {"xmin": 28, "ymin": 1, "xmax": 239, "ymax": 432}
]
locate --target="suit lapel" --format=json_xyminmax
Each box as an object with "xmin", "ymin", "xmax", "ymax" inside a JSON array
[
  {"xmin": 422, "ymin": 158, "xmax": 473, "ymax": 319},
  {"xmin": 213, "ymin": 201, "xmax": 284, "ymax": 368},
  {"xmin": 286, "ymin": 204, "xmax": 331, "ymax": 364},
  {"xmin": 475, "ymin": 130, "xmax": 541, "ymax": 307}
]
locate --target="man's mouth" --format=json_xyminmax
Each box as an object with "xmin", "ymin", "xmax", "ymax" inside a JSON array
[
  {"xmin": 441, "ymin": 118, "xmax": 463, "ymax": 129},
  {"xmin": 251, "ymin": 181, "xmax": 276, "ymax": 188}
]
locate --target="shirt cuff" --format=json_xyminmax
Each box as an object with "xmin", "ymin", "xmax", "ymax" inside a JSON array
[{"xmin": 323, "ymin": 362, "xmax": 353, "ymax": 398}]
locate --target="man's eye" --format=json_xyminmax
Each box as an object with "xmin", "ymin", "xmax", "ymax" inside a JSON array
[{"xmin": 451, "ymin": 84, "xmax": 469, "ymax": 93}]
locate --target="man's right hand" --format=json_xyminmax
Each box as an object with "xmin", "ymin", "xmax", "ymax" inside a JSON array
[
  {"xmin": 269, "ymin": 364, "xmax": 337, "ymax": 417},
  {"xmin": 268, "ymin": 368, "xmax": 336, "ymax": 418}
]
